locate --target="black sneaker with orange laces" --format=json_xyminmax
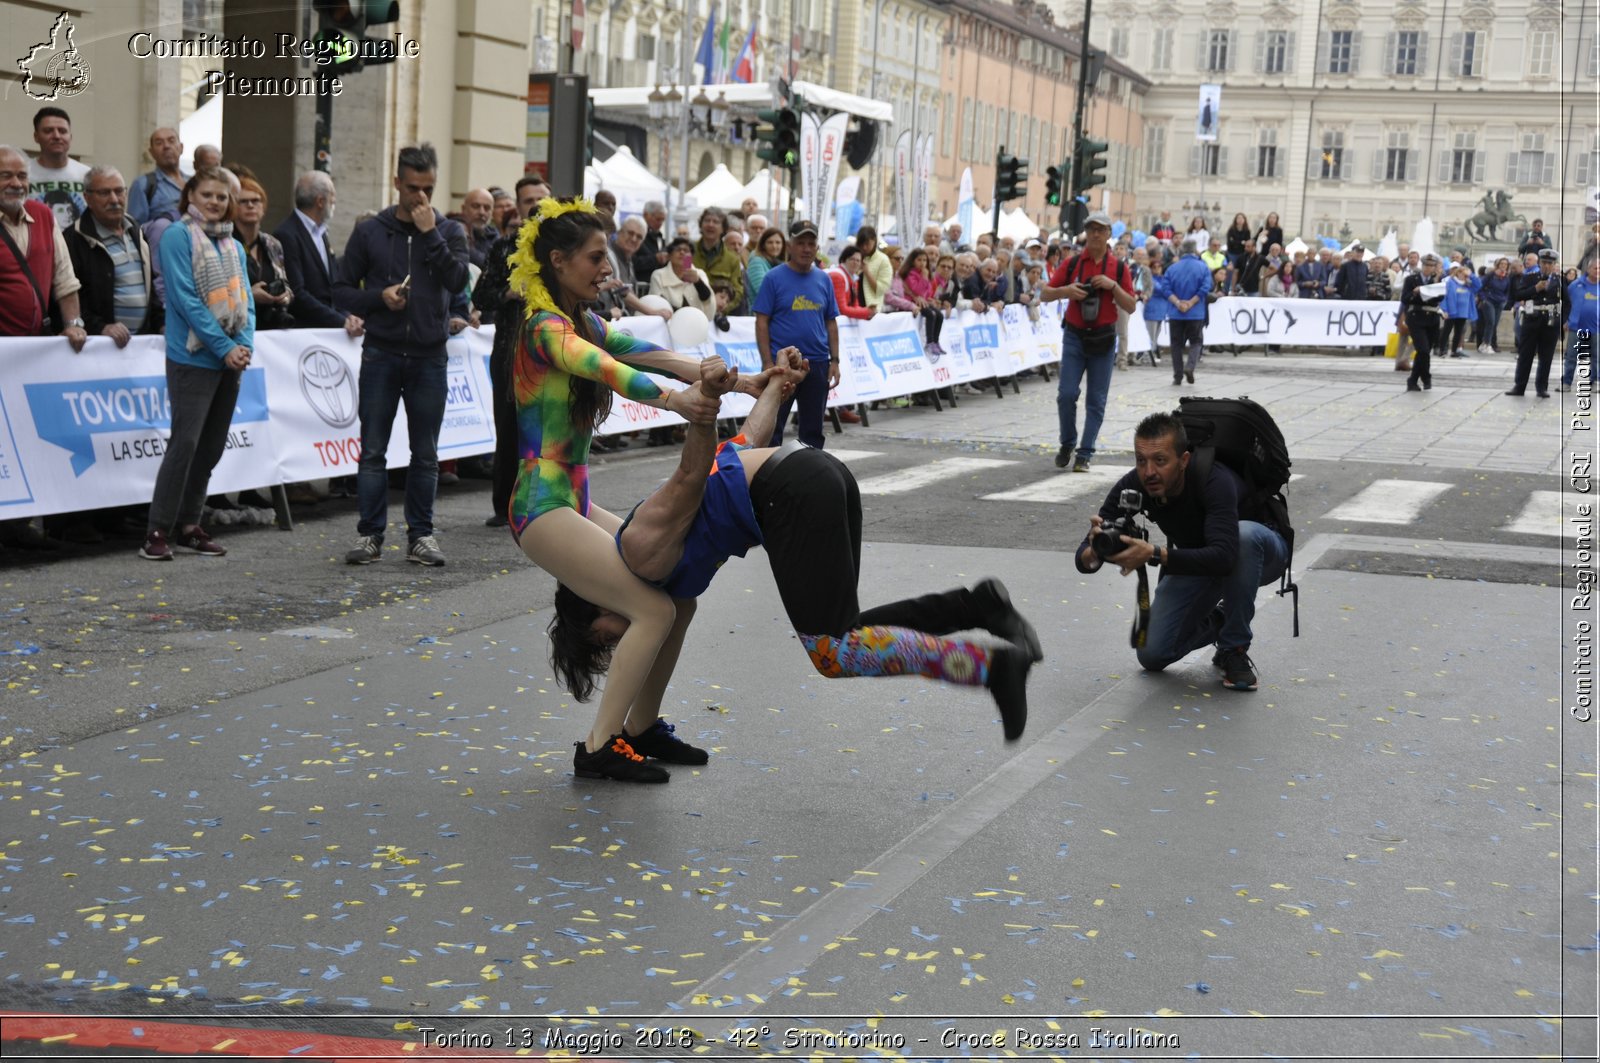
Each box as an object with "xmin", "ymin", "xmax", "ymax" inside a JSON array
[
  {"xmin": 625, "ymin": 719, "xmax": 709, "ymax": 764},
  {"xmin": 573, "ymin": 734, "xmax": 671, "ymax": 783}
]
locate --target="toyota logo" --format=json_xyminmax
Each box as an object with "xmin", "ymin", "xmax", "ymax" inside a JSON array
[{"xmin": 298, "ymin": 347, "xmax": 357, "ymax": 428}]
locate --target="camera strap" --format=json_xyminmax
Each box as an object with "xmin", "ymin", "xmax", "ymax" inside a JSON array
[{"xmin": 1130, "ymin": 563, "xmax": 1151, "ymax": 649}]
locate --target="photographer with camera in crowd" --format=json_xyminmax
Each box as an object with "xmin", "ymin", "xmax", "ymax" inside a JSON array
[{"xmin": 1074, "ymin": 412, "xmax": 1289, "ymax": 692}]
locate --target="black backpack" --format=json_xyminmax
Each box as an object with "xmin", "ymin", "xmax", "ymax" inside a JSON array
[{"xmin": 1176, "ymin": 396, "xmax": 1300, "ymax": 636}]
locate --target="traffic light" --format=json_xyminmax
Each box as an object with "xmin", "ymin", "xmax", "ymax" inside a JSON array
[
  {"xmin": 1044, "ymin": 163, "xmax": 1064, "ymax": 207},
  {"xmin": 1073, "ymin": 137, "xmax": 1110, "ymax": 197},
  {"xmin": 312, "ymin": 1, "xmax": 401, "ymax": 75},
  {"xmin": 583, "ymin": 95, "xmax": 596, "ymax": 166},
  {"xmin": 996, "ymin": 152, "xmax": 1028, "ymax": 202},
  {"xmin": 756, "ymin": 102, "xmax": 802, "ymax": 173}
]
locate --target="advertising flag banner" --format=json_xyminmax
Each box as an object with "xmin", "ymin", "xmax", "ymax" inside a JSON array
[
  {"xmin": 957, "ymin": 167, "xmax": 975, "ymax": 240},
  {"xmin": 892, "ymin": 130, "xmax": 913, "ymax": 242},
  {"xmin": 914, "ymin": 133, "xmax": 935, "ymax": 240},
  {"xmin": 815, "ymin": 112, "xmax": 849, "ymax": 242},
  {"xmin": 799, "ymin": 112, "xmax": 822, "ymax": 227},
  {"xmin": 1196, "ymin": 83, "xmax": 1222, "ymax": 142}
]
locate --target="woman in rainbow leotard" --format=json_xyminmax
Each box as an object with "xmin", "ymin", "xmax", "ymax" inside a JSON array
[{"xmin": 502, "ymin": 197, "xmax": 726, "ymax": 782}]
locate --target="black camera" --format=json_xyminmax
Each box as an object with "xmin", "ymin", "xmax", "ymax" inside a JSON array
[
  {"xmin": 1092, "ymin": 488, "xmax": 1148, "ymax": 560},
  {"xmin": 1079, "ymin": 292, "xmax": 1101, "ymax": 320},
  {"xmin": 265, "ymin": 278, "xmax": 286, "ymax": 297}
]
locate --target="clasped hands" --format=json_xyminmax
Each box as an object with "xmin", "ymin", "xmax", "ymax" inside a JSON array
[{"xmin": 668, "ymin": 347, "xmax": 808, "ymax": 424}]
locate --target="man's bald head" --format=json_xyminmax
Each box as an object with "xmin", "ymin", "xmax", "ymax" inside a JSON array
[{"xmin": 460, "ymin": 188, "xmax": 494, "ymax": 228}]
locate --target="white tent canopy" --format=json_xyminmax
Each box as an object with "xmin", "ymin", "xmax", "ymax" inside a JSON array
[
  {"xmin": 589, "ymin": 146, "xmax": 672, "ymax": 216},
  {"xmin": 687, "ymin": 164, "xmax": 746, "ymax": 209},
  {"xmin": 1001, "ymin": 207, "xmax": 1041, "ymax": 242},
  {"xmin": 1283, "ymin": 237, "xmax": 1310, "ymax": 256},
  {"xmin": 588, "ymin": 79, "xmax": 892, "ymax": 124},
  {"xmin": 178, "ymin": 95, "xmax": 222, "ymax": 171},
  {"xmin": 741, "ymin": 168, "xmax": 801, "ymax": 214}
]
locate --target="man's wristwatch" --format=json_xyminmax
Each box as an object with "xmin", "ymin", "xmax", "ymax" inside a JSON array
[
  {"xmin": 65, "ymin": 317, "xmax": 84, "ymax": 329},
  {"xmin": 1149, "ymin": 545, "xmax": 1166, "ymax": 567}
]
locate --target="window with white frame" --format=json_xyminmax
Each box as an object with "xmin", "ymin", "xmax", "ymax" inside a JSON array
[
  {"xmin": 1389, "ymin": 29, "xmax": 1426, "ymax": 75},
  {"xmin": 1526, "ymin": 27, "xmax": 1556, "ymax": 78},
  {"xmin": 1317, "ymin": 130, "xmax": 1349, "ymax": 180},
  {"xmin": 1254, "ymin": 127, "xmax": 1280, "ymax": 178},
  {"xmin": 1323, "ymin": 29, "xmax": 1358, "ymax": 74},
  {"xmin": 960, "ymin": 99, "xmax": 973, "ymax": 161},
  {"xmin": 1441, "ymin": 130, "xmax": 1483, "ymax": 184},
  {"xmin": 1452, "ymin": 29, "xmax": 1485, "ymax": 77},
  {"xmin": 1375, "ymin": 129, "xmax": 1414, "ymax": 182},
  {"xmin": 1109, "ymin": 26, "xmax": 1130, "ymax": 59},
  {"xmin": 1204, "ymin": 29, "xmax": 1234, "ymax": 72},
  {"xmin": 1144, "ymin": 123, "xmax": 1167, "ymax": 176},
  {"xmin": 1507, "ymin": 131, "xmax": 1556, "ymax": 185},
  {"xmin": 1577, "ymin": 131, "xmax": 1600, "ymax": 185},
  {"xmin": 1190, "ymin": 140, "xmax": 1226, "ymax": 177},
  {"xmin": 1152, "ymin": 27, "xmax": 1175, "ymax": 71},
  {"xmin": 1258, "ymin": 30, "xmax": 1292, "ymax": 74}
]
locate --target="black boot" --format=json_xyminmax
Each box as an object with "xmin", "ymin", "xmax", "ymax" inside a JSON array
[
  {"xmin": 986, "ymin": 646, "xmax": 1031, "ymax": 741},
  {"xmin": 969, "ymin": 578, "xmax": 1044, "ymax": 662}
]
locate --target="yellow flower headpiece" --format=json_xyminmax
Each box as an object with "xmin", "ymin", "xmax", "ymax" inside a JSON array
[{"xmin": 509, "ymin": 196, "xmax": 601, "ymax": 323}]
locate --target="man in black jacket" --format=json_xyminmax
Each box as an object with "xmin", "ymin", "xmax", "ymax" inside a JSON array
[
  {"xmin": 275, "ymin": 171, "xmax": 363, "ymax": 338},
  {"xmin": 334, "ymin": 144, "xmax": 470, "ymax": 567},
  {"xmin": 1505, "ymin": 247, "xmax": 1570, "ymax": 399},
  {"xmin": 1075, "ymin": 413, "xmax": 1288, "ymax": 692},
  {"xmin": 64, "ymin": 165, "xmax": 161, "ymax": 344}
]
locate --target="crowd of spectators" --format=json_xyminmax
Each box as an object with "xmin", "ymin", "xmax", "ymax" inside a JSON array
[{"xmin": 4, "ymin": 101, "xmax": 1596, "ymax": 553}]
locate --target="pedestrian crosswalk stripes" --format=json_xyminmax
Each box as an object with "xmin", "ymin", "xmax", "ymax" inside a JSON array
[
  {"xmin": 981, "ymin": 468, "xmax": 1122, "ymax": 503},
  {"xmin": 1500, "ymin": 490, "xmax": 1567, "ymax": 538},
  {"xmin": 854, "ymin": 457, "xmax": 1018, "ymax": 495},
  {"xmin": 819, "ymin": 449, "xmax": 885, "ymax": 463},
  {"xmin": 1325, "ymin": 479, "xmax": 1454, "ymax": 525}
]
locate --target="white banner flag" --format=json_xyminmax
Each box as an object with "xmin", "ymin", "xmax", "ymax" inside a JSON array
[
  {"xmin": 892, "ymin": 129, "xmax": 913, "ymax": 241},
  {"xmin": 1197, "ymin": 83, "xmax": 1222, "ymax": 142},
  {"xmin": 913, "ymin": 133, "xmax": 933, "ymax": 241},
  {"xmin": 815, "ymin": 112, "xmax": 849, "ymax": 241},
  {"xmin": 799, "ymin": 112, "xmax": 822, "ymax": 227},
  {"xmin": 957, "ymin": 166, "xmax": 975, "ymax": 239}
]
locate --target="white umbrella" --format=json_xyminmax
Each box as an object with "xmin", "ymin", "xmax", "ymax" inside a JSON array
[
  {"xmin": 1283, "ymin": 237, "xmax": 1310, "ymax": 256},
  {"xmin": 687, "ymin": 164, "xmax": 746, "ymax": 209}
]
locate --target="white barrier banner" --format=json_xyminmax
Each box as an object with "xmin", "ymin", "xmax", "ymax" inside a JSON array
[
  {"xmin": 1202, "ymin": 296, "xmax": 1397, "ymax": 347},
  {"xmin": 0, "ymin": 299, "xmax": 1397, "ymax": 518},
  {"xmin": 0, "ymin": 335, "xmax": 281, "ymax": 520}
]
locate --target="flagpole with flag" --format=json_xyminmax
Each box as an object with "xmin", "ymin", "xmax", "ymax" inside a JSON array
[
  {"xmin": 716, "ymin": 13, "xmax": 732, "ymax": 83},
  {"xmin": 695, "ymin": 3, "xmax": 717, "ymax": 85},
  {"xmin": 731, "ymin": 19, "xmax": 758, "ymax": 83}
]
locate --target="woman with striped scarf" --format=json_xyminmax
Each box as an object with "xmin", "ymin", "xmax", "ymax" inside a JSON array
[{"xmin": 139, "ymin": 169, "xmax": 255, "ymax": 561}]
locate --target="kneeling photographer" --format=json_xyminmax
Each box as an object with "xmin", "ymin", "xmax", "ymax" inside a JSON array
[{"xmin": 1074, "ymin": 412, "xmax": 1289, "ymax": 692}]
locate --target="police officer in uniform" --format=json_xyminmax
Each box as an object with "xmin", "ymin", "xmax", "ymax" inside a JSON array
[
  {"xmin": 1506, "ymin": 248, "xmax": 1570, "ymax": 399},
  {"xmin": 1400, "ymin": 253, "xmax": 1445, "ymax": 392}
]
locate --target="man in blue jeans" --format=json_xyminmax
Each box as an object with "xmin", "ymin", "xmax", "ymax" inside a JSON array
[
  {"xmin": 1074, "ymin": 412, "xmax": 1288, "ymax": 692},
  {"xmin": 1041, "ymin": 211, "xmax": 1137, "ymax": 472},
  {"xmin": 334, "ymin": 144, "xmax": 470, "ymax": 566}
]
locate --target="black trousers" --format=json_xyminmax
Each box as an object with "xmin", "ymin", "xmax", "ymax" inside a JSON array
[
  {"xmin": 749, "ymin": 448, "xmax": 991, "ymax": 638},
  {"xmin": 1513, "ymin": 317, "xmax": 1562, "ymax": 394},
  {"xmin": 1406, "ymin": 313, "xmax": 1440, "ymax": 387},
  {"xmin": 488, "ymin": 325, "xmax": 519, "ymax": 519}
]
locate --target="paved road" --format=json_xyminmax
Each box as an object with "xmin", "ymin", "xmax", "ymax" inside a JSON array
[{"xmin": 1, "ymin": 350, "xmax": 1593, "ymax": 1060}]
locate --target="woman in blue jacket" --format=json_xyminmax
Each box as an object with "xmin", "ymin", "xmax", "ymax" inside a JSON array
[
  {"xmin": 140, "ymin": 169, "xmax": 254, "ymax": 561},
  {"xmin": 1141, "ymin": 258, "xmax": 1170, "ymax": 366},
  {"xmin": 1563, "ymin": 259, "xmax": 1600, "ymax": 390},
  {"xmin": 1441, "ymin": 263, "xmax": 1480, "ymax": 359},
  {"xmin": 1477, "ymin": 257, "xmax": 1513, "ymax": 354}
]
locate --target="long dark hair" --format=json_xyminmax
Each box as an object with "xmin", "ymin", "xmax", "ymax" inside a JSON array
[
  {"xmin": 533, "ymin": 201, "xmax": 613, "ymax": 433},
  {"xmin": 548, "ymin": 583, "xmax": 613, "ymax": 702}
]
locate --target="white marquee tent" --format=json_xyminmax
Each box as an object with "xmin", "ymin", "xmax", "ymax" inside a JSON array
[{"xmin": 687, "ymin": 164, "xmax": 746, "ymax": 210}]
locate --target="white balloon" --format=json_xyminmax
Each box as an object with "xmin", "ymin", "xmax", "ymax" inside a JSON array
[
  {"xmin": 636, "ymin": 294, "xmax": 673, "ymax": 315},
  {"xmin": 667, "ymin": 306, "xmax": 710, "ymax": 349}
]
